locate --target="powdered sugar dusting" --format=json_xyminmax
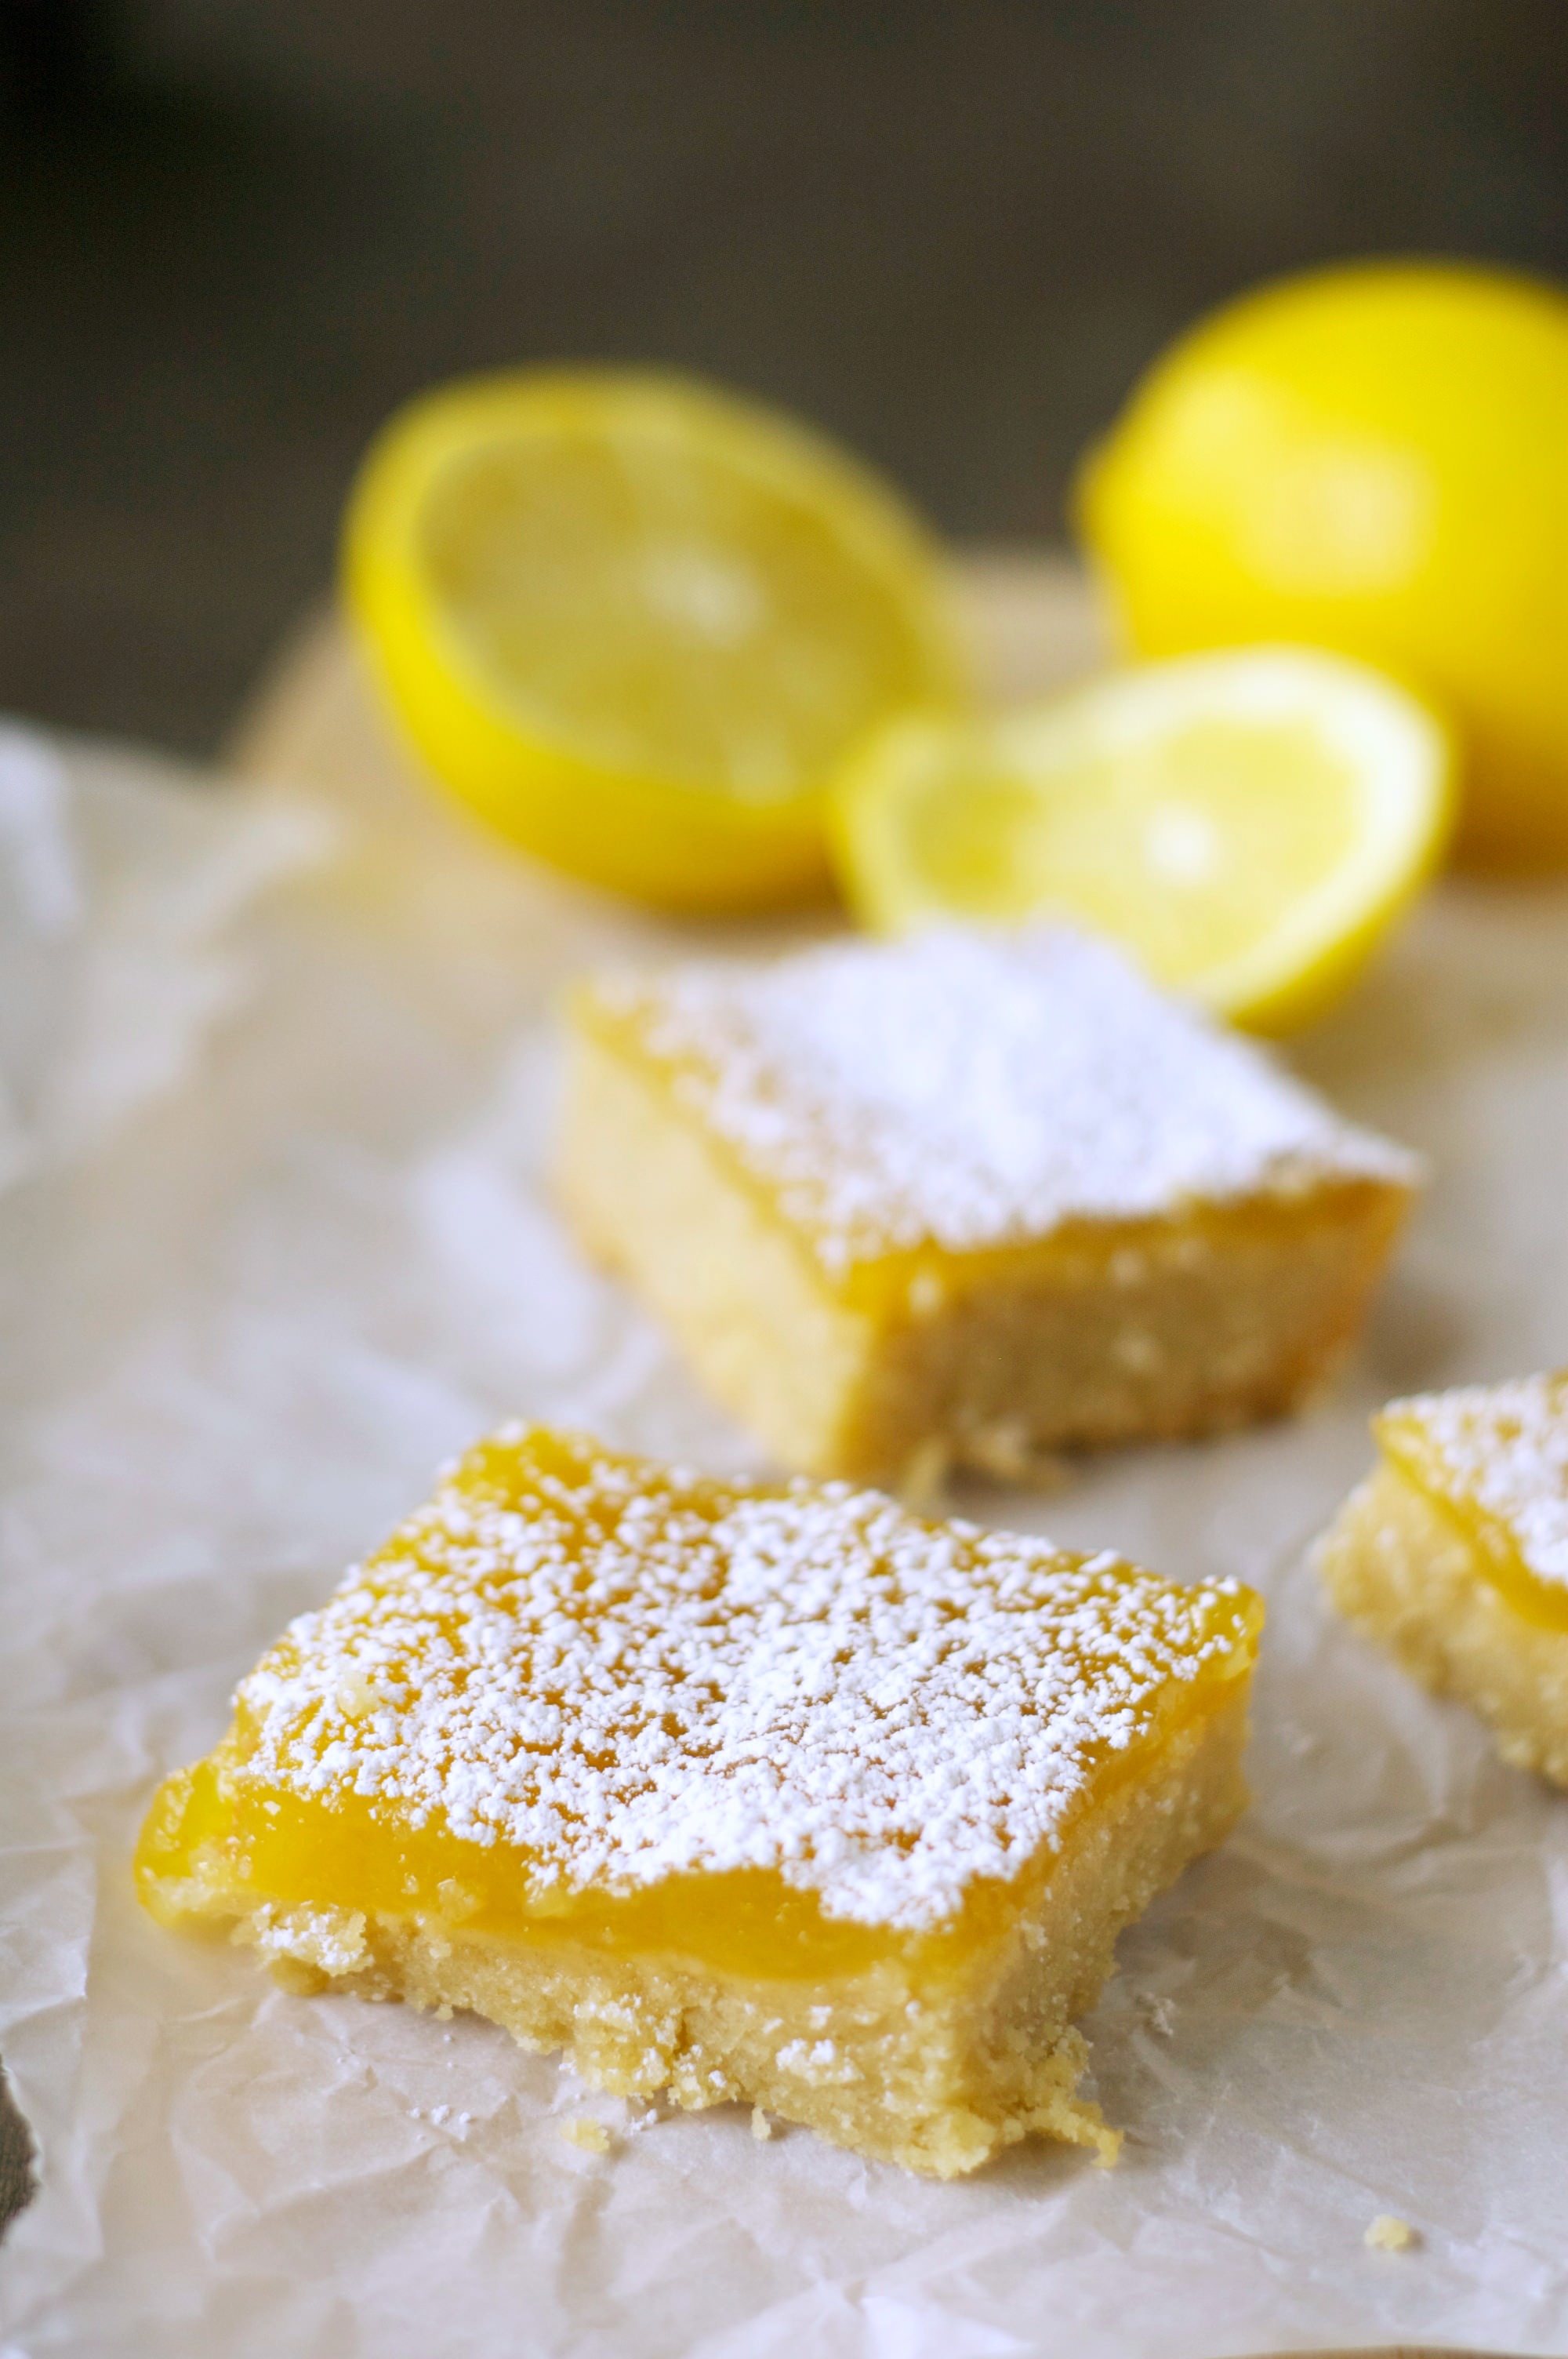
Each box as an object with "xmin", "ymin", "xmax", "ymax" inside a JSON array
[
  {"xmin": 234, "ymin": 1427, "xmax": 1257, "ymax": 1933},
  {"xmin": 1385, "ymin": 1371, "xmax": 1568, "ymax": 1591},
  {"xmin": 586, "ymin": 928, "xmax": 1417, "ymax": 1274}
]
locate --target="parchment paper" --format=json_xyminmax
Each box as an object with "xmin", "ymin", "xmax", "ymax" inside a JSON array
[{"xmin": 3, "ymin": 707, "xmax": 1568, "ymax": 2359}]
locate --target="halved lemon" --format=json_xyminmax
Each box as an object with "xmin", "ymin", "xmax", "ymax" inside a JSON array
[
  {"xmin": 830, "ymin": 645, "xmax": 1454, "ymax": 1031},
  {"xmin": 343, "ymin": 369, "xmax": 965, "ymax": 911}
]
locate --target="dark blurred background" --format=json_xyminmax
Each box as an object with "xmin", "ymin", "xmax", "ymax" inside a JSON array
[{"xmin": 2, "ymin": 0, "xmax": 1566, "ymax": 757}]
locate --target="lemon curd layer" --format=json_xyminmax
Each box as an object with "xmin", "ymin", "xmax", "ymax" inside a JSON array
[
  {"xmin": 138, "ymin": 1426, "xmax": 1261, "ymax": 2176},
  {"xmin": 1375, "ymin": 1373, "xmax": 1568, "ymax": 1633},
  {"xmin": 562, "ymin": 927, "xmax": 1418, "ymax": 1484}
]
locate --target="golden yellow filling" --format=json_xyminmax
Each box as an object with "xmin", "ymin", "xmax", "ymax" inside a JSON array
[
  {"xmin": 1377, "ymin": 1372, "xmax": 1568, "ymax": 1634},
  {"xmin": 139, "ymin": 1762, "xmax": 907, "ymax": 1980},
  {"xmin": 137, "ymin": 1695, "xmax": 1243, "ymax": 1988}
]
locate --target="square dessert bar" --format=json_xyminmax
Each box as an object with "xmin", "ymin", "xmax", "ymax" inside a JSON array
[
  {"xmin": 560, "ymin": 927, "xmax": 1419, "ymax": 1486},
  {"xmin": 137, "ymin": 1425, "xmax": 1261, "ymax": 2179},
  {"xmin": 1319, "ymin": 1371, "xmax": 1568, "ymax": 1784}
]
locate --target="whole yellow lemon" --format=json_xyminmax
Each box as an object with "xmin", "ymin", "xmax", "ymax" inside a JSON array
[{"xmin": 1076, "ymin": 261, "xmax": 1568, "ymax": 868}]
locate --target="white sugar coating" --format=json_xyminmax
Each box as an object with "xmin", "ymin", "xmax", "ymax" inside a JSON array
[
  {"xmin": 1388, "ymin": 1371, "xmax": 1568, "ymax": 1590},
  {"xmin": 234, "ymin": 1427, "xmax": 1257, "ymax": 1934},
  {"xmin": 586, "ymin": 927, "xmax": 1418, "ymax": 1274}
]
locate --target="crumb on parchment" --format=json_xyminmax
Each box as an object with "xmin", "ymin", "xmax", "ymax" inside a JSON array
[
  {"xmin": 559, "ymin": 2117, "xmax": 612, "ymax": 2155},
  {"xmin": 1365, "ymin": 2213, "xmax": 1418, "ymax": 2252},
  {"xmin": 751, "ymin": 2108, "xmax": 774, "ymax": 2141}
]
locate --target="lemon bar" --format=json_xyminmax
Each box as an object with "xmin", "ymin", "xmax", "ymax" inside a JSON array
[
  {"xmin": 136, "ymin": 1424, "xmax": 1261, "ymax": 2179},
  {"xmin": 560, "ymin": 928, "xmax": 1418, "ymax": 1485},
  {"xmin": 1319, "ymin": 1372, "xmax": 1568, "ymax": 1783}
]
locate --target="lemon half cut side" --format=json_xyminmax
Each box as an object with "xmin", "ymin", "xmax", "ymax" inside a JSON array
[
  {"xmin": 343, "ymin": 369, "xmax": 966, "ymax": 912},
  {"xmin": 830, "ymin": 645, "xmax": 1454, "ymax": 1033}
]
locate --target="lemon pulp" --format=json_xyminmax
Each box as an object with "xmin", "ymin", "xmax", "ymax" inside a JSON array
[
  {"xmin": 831, "ymin": 645, "xmax": 1451, "ymax": 1032},
  {"xmin": 345, "ymin": 370, "xmax": 964, "ymax": 911},
  {"xmin": 421, "ymin": 431, "xmax": 935, "ymax": 794}
]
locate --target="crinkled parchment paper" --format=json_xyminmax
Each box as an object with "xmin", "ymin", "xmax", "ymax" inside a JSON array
[{"xmin": 3, "ymin": 708, "xmax": 1568, "ymax": 2359}]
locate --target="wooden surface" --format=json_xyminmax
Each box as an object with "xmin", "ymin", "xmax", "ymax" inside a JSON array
[{"xmin": 227, "ymin": 550, "xmax": 1110, "ymax": 794}]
